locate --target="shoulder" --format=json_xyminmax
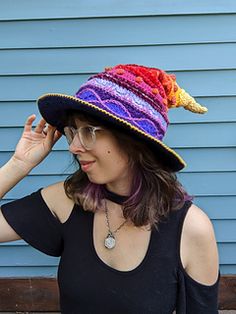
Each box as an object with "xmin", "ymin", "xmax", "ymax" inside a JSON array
[
  {"xmin": 183, "ymin": 203, "xmax": 215, "ymax": 242},
  {"xmin": 41, "ymin": 181, "xmax": 75, "ymax": 223},
  {"xmin": 181, "ymin": 203, "xmax": 219, "ymax": 285}
]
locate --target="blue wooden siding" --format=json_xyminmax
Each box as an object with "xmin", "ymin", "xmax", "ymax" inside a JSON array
[{"xmin": 0, "ymin": 1, "xmax": 235, "ymax": 277}]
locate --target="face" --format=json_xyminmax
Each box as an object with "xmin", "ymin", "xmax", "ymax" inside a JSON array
[{"xmin": 67, "ymin": 118, "xmax": 132, "ymax": 193}]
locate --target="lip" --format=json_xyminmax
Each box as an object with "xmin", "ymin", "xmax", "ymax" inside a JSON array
[
  {"xmin": 79, "ymin": 160, "xmax": 95, "ymax": 171},
  {"xmin": 79, "ymin": 160, "xmax": 95, "ymax": 165}
]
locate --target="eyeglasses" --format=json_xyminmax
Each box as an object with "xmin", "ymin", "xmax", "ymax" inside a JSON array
[{"xmin": 64, "ymin": 125, "xmax": 103, "ymax": 150}]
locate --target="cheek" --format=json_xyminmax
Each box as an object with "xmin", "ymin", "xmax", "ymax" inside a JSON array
[
  {"xmin": 95, "ymin": 137, "xmax": 129, "ymax": 174},
  {"xmin": 87, "ymin": 146, "xmax": 129, "ymax": 184},
  {"xmin": 104, "ymin": 148, "xmax": 129, "ymax": 172}
]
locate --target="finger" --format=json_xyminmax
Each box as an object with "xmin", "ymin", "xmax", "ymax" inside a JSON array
[
  {"xmin": 34, "ymin": 118, "xmax": 48, "ymax": 134},
  {"xmin": 49, "ymin": 130, "xmax": 62, "ymax": 146},
  {"xmin": 53, "ymin": 130, "xmax": 63, "ymax": 144},
  {"xmin": 23, "ymin": 114, "xmax": 36, "ymax": 133},
  {"xmin": 44, "ymin": 128, "xmax": 62, "ymax": 149}
]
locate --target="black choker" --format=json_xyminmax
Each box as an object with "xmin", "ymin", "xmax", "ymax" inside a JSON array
[{"xmin": 103, "ymin": 187, "xmax": 129, "ymax": 205}]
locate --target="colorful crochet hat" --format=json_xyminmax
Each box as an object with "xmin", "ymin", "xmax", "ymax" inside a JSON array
[{"xmin": 37, "ymin": 64, "xmax": 207, "ymax": 172}]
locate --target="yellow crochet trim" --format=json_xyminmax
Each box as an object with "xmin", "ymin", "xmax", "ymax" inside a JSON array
[
  {"xmin": 172, "ymin": 85, "xmax": 208, "ymax": 114},
  {"xmin": 38, "ymin": 93, "xmax": 187, "ymax": 168}
]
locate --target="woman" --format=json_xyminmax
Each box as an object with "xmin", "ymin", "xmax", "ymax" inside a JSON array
[{"xmin": 0, "ymin": 64, "xmax": 220, "ymax": 313}]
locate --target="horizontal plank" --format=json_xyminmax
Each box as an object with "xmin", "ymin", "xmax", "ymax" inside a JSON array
[
  {"xmin": 168, "ymin": 97, "xmax": 236, "ymax": 123},
  {"xmin": 0, "ymin": 15, "xmax": 236, "ymax": 49},
  {"xmin": 167, "ymin": 70, "xmax": 236, "ymax": 97},
  {"xmin": 0, "ymin": 244, "xmax": 235, "ymax": 270},
  {"xmin": 0, "ymin": 175, "xmax": 68, "ymax": 199},
  {"xmin": 0, "ymin": 151, "xmax": 77, "ymax": 174},
  {"xmin": 218, "ymin": 243, "xmax": 236, "ymax": 264},
  {"xmin": 0, "ymin": 218, "xmax": 236, "ymax": 246},
  {"xmin": 1, "ymin": 43, "xmax": 235, "ymax": 75},
  {"xmin": 1, "ymin": 97, "xmax": 236, "ymax": 127},
  {"xmin": 0, "ymin": 239, "xmax": 236, "ymax": 265},
  {"xmin": 214, "ymin": 220, "xmax": 236, "ymax": 243},
  {"xmin": 1, "ymin": 147, "xmax": 236, "ymax": 174},
  {"xmin": 0, "ymin": 218, "xmax": 233, "ymax": 243},
  {"xmin": 1, "ymin": 0, "xmax": 236, "ymax": 20},
  {"xmin": 166, "ymin": 122, "xmax": 236, "ymax": 148},
  {"xmin": 178, "ymin": 148, "xmax": 236, "ymax": 172},
  {"xmin": 8, "ymin": 242, "xmax": 236, "ymax": 267},
  {"xmin": 0, "ymin": 179, "xmax": 236, "ymax": 241},
  {"xmin": 220, "ymin": 265, "xmax": 236, "ymax": 275},
  {"xmin": 0, "ymin": 240, "xmax": 32, "ymax": 246},
  {"xmin": 194, "ymin": 196, "xmax": 236, "ymax": 220},
  {"xmin": 0, "ymin": 70, "xmax": 235, "ymax": 102},
  {"xmin": 178, "ymin": 172, "xmax": 236, "ymax": 196},
  {"xmin": 1, "ymin": 195, "xmax": 236, "ymax": 220},
  {"xmin": 0, "ymin": 73, "xmax": 88, "ymax": 102},
  {"xmin": 0, "ymin": 246, "xmax": 59, "ymax": 266},
  {"xmin": 0, "ymin": 266, "xmax": 58, "ymax": 277},
  {"xmin": 0, "ymin": 127, "xmax": 68, "ymax": 151},
  {"xmin": 0, "ymin": 101, "xmax": 37, "ymax": 125},
  {"xmin": 0, "ymin": 241, "xmax": 235, "ymax": 263},
  {"xmin": 0, "ymin": 266, "xmax": 230, "ymax": 277},
  {"xmin": 0, "ymin": 121, "xmax": 235, "ymax": 151},
  {"xmin": 0, "ymin": 172, "xmax": 235, "ymax": 199}
]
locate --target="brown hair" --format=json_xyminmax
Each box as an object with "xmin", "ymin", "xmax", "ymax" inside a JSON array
[{"xmin": 63, "ymin": 110, "xmax": 193, "ymax": 231}]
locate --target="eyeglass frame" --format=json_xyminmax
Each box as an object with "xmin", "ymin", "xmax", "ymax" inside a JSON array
[{"xmin": 64, "ymin": 125, "xmax": 103, "ymax": 150}]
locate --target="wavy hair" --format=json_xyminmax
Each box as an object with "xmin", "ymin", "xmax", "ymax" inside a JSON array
[{"xmin": 63, "ymin": 110, "xmax": 193, "ymax": 231}]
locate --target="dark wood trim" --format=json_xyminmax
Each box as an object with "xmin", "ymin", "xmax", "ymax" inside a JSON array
[
  {"xmin": 219, "ymin": 275, "xmax": 236, "ymax": 310},
  {"xmin": 0, "ymin": 278, "xmax": 60, "ymax": 311},
  {"xmin": 0, "ymin": 276, "xmax": 235, "ymax": 311}
]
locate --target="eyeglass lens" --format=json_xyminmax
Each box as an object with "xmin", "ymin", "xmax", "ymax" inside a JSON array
[{"xmin": 64, "ymin": 126, "xmax": 96, "ymax": 149}]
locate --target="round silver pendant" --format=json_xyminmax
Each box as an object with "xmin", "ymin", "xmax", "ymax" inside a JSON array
[{"xmin": 104, "ymin": 233, "xmax": 116, "ymax": 249}]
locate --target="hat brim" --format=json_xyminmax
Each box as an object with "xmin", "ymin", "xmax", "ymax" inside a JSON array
[{"xmin": 37, "ymin": 93, "xmax": 186, "ymax": 172}]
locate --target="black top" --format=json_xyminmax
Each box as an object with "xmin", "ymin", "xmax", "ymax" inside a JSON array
[{"xmin": 1, "ymin": 189, "xmax": 220, "ymax": 314}]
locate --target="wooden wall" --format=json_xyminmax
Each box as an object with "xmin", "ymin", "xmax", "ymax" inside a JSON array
[{"xmin": 0, "ymin": 0, "xmax": 235, "ymax": 310}]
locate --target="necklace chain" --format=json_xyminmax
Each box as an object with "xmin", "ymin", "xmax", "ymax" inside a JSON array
[
  {"xmin": 104, "ymin": 200, "xmax": 127, "ymax": 249},
  {"xmin": 104, "ymin": 200, "xmax": 127, "ymax": 234}
]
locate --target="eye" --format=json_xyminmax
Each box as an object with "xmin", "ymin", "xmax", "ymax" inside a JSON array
[
  {"xmin": 81, "ymin": 126, "xmax": 94, "ymax": 141},
  {"xmin": 87, "ymin": 126, "xmax": 95, "ymax": 132},
  {"xmin": 85, "ymin": 126, "xmax": 94, "ymax": 134},
  {"xmin": 64, "ymin": 127, "xmax": 75, "ymax": 144}
]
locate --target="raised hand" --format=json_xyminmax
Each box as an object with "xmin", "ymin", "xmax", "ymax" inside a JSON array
[{"xmin": 12, "ymin": 114, "xmax": 62, "ymax": 171}]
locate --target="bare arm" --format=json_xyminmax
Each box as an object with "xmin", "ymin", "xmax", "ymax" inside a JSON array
[
  {"xmin": 0, "ymin": 114, "xmax": 62, "ymax": 198},
  {"xmin": 0, "ymin": 158, "xmax": 30, "ymax": 199},
  {"xmin": 0, "ymin": 114, "xmax": 62, "ymax": 242},
  {"xmin": 181, "ymin": 204, "xmax": 219, "ymax": 285}
]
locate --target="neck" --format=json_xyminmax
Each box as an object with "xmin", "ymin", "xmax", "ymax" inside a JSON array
[
  {"xmin": 105, "ymin": 183, "xmax": 130, "ymax": 197},
  {"xmin": 104, "ymin": 185, "xmax": 130, "ymax": 205}
]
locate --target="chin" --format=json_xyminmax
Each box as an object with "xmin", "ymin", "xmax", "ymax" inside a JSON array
[{"xmin": 86, "ymin": 174, "xmax": 108, "ymax": 185}]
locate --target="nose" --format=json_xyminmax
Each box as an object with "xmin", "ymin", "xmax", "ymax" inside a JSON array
[{"xmin": 68, "ymin": 134, "xmax": 86, "ymax": 154}]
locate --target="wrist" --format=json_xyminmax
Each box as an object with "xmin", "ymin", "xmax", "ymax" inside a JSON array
[
  {"xmin": 9, "ymin": 156, "xmax": 34, "ymax": 175},
  {"xmin": 0, "ymin": 157, "xmax": 32, "ymax": 199}
]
